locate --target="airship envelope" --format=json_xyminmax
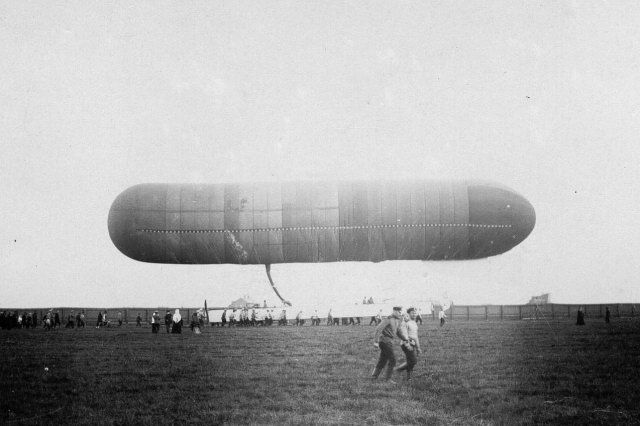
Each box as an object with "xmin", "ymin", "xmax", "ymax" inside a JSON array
[{"xmin": 108, "ymin": 180, "xmax": 535, "ymax": 265}]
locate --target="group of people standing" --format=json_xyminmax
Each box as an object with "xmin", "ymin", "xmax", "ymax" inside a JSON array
[
  {"xmin": 214, "ymin": 307, "xmax": 432, "ymax": 328},
  {"xmin": 155, "ymin": 309, "xmax": 206, "ymax": 334},
  {"xmin": 220, "ymin": 308, "xmax": 277, "ymax": 327},
  {"xmin": 0, "ymin": 310, "xmax": 89, "ymax": 330},
  {"xmin": 0, "ymin": 311, "xmax": 40, "ymax": 329},
  {"xmin": 326, "ymin": 310, "xmax": 363, "ymax": 326},
  {"xmin": 297, "ymin": 310, "xmax": 322, "ymax": 326},
  {"xmin": 0, "ymin": 308, "xmax": 206, "ymax": 332},
  {"xmin": 64, "ymin": 310, "xmax": 86, "ymax": 328}
]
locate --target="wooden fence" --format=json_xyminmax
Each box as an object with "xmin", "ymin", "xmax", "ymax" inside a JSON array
[
  {"xmin": 2, "ymin": 303, "xmax": 638, "ymax": 325},
  {"xmin": 443, "ymin": 303, "xmax": 638, "ymax": 321}
]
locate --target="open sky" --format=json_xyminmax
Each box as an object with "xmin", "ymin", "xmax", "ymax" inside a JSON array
[{"xmin": 2, "ymin": 1, "xmax": 639, "ymax": 309}]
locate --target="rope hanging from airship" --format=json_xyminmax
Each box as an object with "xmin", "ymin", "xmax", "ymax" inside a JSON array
[{"xmin": 265, "ymin": 264, "xmax": 291, "ymax": 306}]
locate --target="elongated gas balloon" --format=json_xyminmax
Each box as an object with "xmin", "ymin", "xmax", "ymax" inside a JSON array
[{"xmin": 108, "ymin": 180, "xmax": 535, "ymax": 265}]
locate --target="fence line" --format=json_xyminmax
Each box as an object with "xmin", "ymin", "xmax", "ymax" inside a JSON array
[
  {"xmin": 442, "ymin": 303, "xmax": 637, "ymax": 321},
  {"xmin": 2, "ymin": 303, "xmax": 638, "ymax": 324}
]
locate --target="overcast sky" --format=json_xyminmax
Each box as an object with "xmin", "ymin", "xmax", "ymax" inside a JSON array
[{"xmin": 2, "ymin": 1, "xmax": 639, "ymax": 309}]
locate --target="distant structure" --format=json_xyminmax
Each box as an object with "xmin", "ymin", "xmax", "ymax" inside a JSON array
[
  {"xmin": 528, "ymin": 293, "xmax": 550, "ymax": 304},
  {"xmin": 228, "ymin": 297, "xmax": 261, "ymax": 309}
]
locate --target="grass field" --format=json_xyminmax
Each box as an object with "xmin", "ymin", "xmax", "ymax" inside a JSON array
[{"xmin": 0, "ymin": 318, "xmax": 639, "ymax": 425}]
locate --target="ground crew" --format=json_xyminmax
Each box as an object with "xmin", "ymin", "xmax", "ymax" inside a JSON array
[
  {"xmin": 371, "ymin": 306, "xmax": 410, "ymax": 383},
  {"xmin": 396, "ymin": 308, "xmax": 422, "ymax": 381}
]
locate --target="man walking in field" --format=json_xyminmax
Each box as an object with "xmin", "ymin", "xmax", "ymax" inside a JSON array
[
  {"xmin": 372, "ymin": 306, "xmax": 410, "ymax": 383},
  {"xmin": 278, "ymin": 309, "xmax": 287, "ymax": 326},
  {"xmin": 439, "ymin": 309, "xmax": 447, "ymax": 327},
  {"xmin": 164, "ymin": 310, "xmax": 172, "ymax": 333},
  {"xmin": 576, "ymin": 307, "xmax": 585, "ymax": 326},
  {"xmin": 171, "ymin": 309, "xmax": 183, "ymax": 333},
  {"xmin": 396, "ymin": 308, "xmax": 422, "ymax": 381},
  {"xmin": 190, "ymin": 311, "xmax": 201, "ymax": 333},
  {"xmin": 151, "ymin": 311, "xmax": 161, "ymax": 333},
  {"xmin": 44, "ymin": 311, "xmax": 52, "ymax": 330}
]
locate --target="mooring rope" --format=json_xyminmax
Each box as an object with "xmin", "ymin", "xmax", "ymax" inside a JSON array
[{"xmin": 265, "ymin": 264, "xmax": 292, "ymax": 306}]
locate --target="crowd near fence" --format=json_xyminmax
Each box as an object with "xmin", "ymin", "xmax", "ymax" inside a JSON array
[
  {"xmin": 1, "ymin": 304, "xmax": 638, "ymax": 326},
  {"xmin": 0, "ymin": 307, "xmax": 201, "ymax": 326}
]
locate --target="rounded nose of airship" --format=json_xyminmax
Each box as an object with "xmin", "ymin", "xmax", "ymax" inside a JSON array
[
  {"xmin": 467, "ymin": 182, "xmax": 536, "ymax": 258},
  {"xmin": 508, "ymin": 190, "xmax": 536, "ymax": 246},
  {"xmin": 108, "ymin": 185, "xmax": 141, "ymax": 261}
]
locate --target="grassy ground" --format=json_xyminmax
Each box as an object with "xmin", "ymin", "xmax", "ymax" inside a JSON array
[{"xmin": 0, "ymin": 318, "xmax": 639, "ymax": 425}]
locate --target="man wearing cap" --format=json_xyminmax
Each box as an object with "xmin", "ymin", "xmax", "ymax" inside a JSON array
[
  {"xmin": 396, "ymin": 308, "xmax": 422, "ymax": 381},
  {"xmin": 372, "ymin": 306, "xmax": 410, "ymax": 382}
]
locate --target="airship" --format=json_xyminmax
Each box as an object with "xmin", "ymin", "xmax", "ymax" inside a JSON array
[{"xmin": 108, "ymin": 180, "xmax": 535, "ymax": 304}]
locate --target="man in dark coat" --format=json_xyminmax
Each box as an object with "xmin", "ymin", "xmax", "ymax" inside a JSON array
[
  {"xmin": 372, "ymin": 307, "xmax": 410, "ymax": 382},
  {"xmin": 164, "ymin": 311, "xmax": 172, "ymax": 333},
  {"xmin": 576, "ymin": 307, "xmax": 585, "ymax": 325}
]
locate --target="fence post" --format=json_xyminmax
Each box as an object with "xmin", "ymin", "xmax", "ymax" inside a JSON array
[
  {"xmin": 500, "ymin": 305, "xmax": 503, "ymax": 321},
  {"xmin": 568, "ymin": 305, "xmax": 571, "ymax": 319},
  {"xmin": 551, "ymin": 304, "xmax": 554, "ymax": 319},
  {"xmin": 450, "ymin": 304, "xmax": 454, "ymax": 321},
  {"xmin": 485, "ymin": 306, "xmax": 488, "ymax": 320},
  {"xmin": 518, "ymin": 305, "xmax": 522, "ymax": 320},
  {"xmin": 617, "ymin": 304, "xmax": 621, "ymax": 317},
  {"xmin": 466, "ymin": 306, "xmax": 470, "ymax": 321}
]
